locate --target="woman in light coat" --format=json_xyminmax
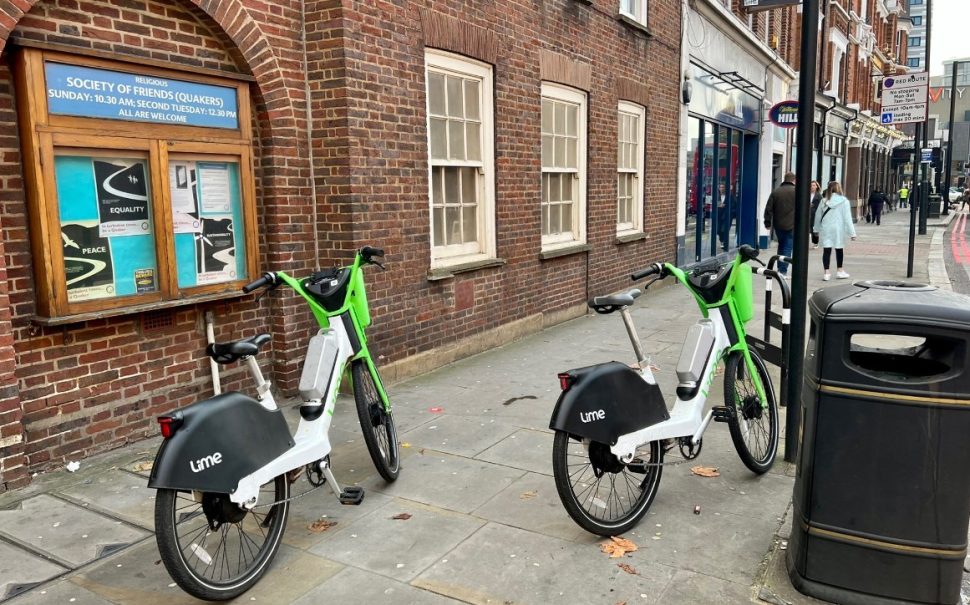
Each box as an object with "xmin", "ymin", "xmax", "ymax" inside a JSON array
[{"xmin": 812, "ymin": 181, "xmax": 856, "ymax": 281}]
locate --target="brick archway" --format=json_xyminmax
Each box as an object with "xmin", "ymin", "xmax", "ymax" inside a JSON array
[{"xmin": 0, "ymin": 0, "xmax": 314, "ymax": 489}]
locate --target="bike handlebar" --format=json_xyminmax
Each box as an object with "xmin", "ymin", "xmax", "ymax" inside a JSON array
[
  {"xmin": 630, "ymin": 263, "xmax": 664, "ymax": 281},
  {"xmin": 360, "ymin": 246, "xmax": 384, "ymax": 259},
  {"xmin": 243, "ymin": 272, "xmax": 276, "ymax": 293}
]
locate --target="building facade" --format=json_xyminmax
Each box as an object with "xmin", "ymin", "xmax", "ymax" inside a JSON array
[
  {"xmin": 0, "ymin": 0, "xmax": 683, "ymax": 490},
  {"xmin": 933, "ymin": 59, "xmax": 970, "ymax": 188},
  {"xmin": 905, "ymin": 0, "xmax": 925, "ymax": 71}
]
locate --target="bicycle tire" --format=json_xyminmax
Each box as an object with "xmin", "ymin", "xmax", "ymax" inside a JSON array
[
  {"xmin": 352, "ymin": 359, "xmax": 400, "ymax": 482},
  {"xmin": 155, "ymin": 475, "xmax": 289, "ymax": 601},
  {"xmin": 552, "ymin": 431, "xmax": 663, "ymax": 536},
  {"xmin": 724, "ymin": 349, "xmax": 779, "ymax": 474}
]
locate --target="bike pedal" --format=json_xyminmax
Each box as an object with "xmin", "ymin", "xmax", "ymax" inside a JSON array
[
  {"xmin": 711, "ymin": 406, "xmax": 734, "ymax": 423},
  {"xmin": 339, "ymin": 486, "xmax": 365, "ymax": 505}
]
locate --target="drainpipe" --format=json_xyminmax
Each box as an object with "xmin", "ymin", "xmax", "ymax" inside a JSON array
[{"xmin": 205, "ymin": 310, "xmax": 221, "ymax": 395}]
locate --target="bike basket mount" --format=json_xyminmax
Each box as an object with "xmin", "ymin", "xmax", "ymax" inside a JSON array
[{"xmin": 303, "ymin": 268, "xmax": 350, "ymax": 311}]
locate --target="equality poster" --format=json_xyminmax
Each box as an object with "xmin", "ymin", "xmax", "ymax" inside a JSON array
[
  {"xmin": 61, "ymin": 221, "xmax": 115, "ymax": 302},
  {"xmin": 194, "ymin": 217, "xmax": 237, "ymax": 284},
  {"xmin": 94, "ymin": 160, "xmax": 151, "ymax": 237}
]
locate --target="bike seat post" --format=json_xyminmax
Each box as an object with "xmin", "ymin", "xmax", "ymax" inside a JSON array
[
  {"xmin": 620, "ymin": 307, "xmax": 648, "ymax": 367},
  {"xmin": 243, "ymin": 355, "xmax": 274, "ymax": 405}
]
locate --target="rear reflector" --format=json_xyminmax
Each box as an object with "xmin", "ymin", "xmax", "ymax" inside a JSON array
[
  {"xmin": 558, "ymin": 373, "xmax": 573, "ymax": 391},
  {"xmin": 158, "ymin": 415, "xmax": 182, "ymax": 439}
]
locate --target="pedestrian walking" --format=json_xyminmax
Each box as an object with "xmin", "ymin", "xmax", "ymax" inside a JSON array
[
  {"xmin": 867, "ymin": 188, "xmax": 887, "ymax": 226},
  {"xmin": 962, "ymin": 185, "xmax": 970, "ymax": 212},
  {"xmin": 898, "ymin": 184, "xmax": 909, "ymax": 209},
  {"xmin": 764, "ymin": 171, "xmax": 796, "ymax": 277},
  {"xmin": 813, "ymin": 181, "xmax": 856, "ymax": 281},
  {"xmin": 810, "ymin": 180, "xmax": 823, "ymax": 249}
]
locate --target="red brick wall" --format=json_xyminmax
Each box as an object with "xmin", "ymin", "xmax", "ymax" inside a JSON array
[
  {"xmin": 0, "ymin": 0, "xmax": 313, "ymax": 476},
  {"xmin": 310, "ymin": 0, "xmax": 682, "ymax": 362}
]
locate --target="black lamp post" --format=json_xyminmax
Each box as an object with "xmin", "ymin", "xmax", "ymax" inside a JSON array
[{"xmin": 944, "ymin": 60, "xmax": 965, "ymax": 210}]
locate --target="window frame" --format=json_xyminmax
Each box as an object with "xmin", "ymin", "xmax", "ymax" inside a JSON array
[
  {"xmin": 908, "ymin": 36, "xmax": 922, "ymax": 47},
  {"xmin": 616, "ymin": 101, "xmax": 646, "ymax": 235},
  {"xmin": 540, "ymin": 82, "xmax": 588, "ymax": 250},
  {"xmin": 15, "ymin": 48, "xmax": 257, "ymax": 321},
  {"xmin": 619, "ymin": 0, "xmax": 648, "ymax": 26},
  {"xmin": 424, "ymin": 49, "xmax": 496, "ymax": 270}
]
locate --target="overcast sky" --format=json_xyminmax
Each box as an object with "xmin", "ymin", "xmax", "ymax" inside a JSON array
[{"xmin": 929, "ymin": 0, "xmax": 968, "ymax": 75}]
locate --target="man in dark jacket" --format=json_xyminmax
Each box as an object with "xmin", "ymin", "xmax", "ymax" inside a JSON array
[
  {"xmin": 867, "ymin": 188, "xmax": 887, "ymax": 226},
  {"xmin": 764, "ymin": 171, "xmax": 796, "ymax": 276}
]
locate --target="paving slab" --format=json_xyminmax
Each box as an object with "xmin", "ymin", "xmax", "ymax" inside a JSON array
[
  {"xmin": 471, "ymin": 472, "xmax": 595, "ymax": 543},
  {"xmin": 283, "ymin": 485, "xmax": 394, "ymax": 550},
  {"xmin": 308, "ymin": 499, "xmax": 484, "ymax": 582},
  {"xmin": 59, "ymin": 470, "xmax": 156, "ymax": 530},
  {"xmin": 292, "ymin": 563, "xmax": 462, "ymax": 605},
  {"xmin": 7, "ymin": 580, "xmax": 113, "ymax": 605},
  {"xmin": 657, "ymin": 569, "xmax": 757, "ymax": 604},
  {"xmin": 413, "ymin": 522, "xmax": 677, "ymax": 604},
  {"xmin": 402, "ymin": 413, "xmax": 519, "ymax": 458},
  {"xmin": 0, "ymin": 541, "xmax": 67, "ymax": 602},
  {"xmin": 0, "ymin": 495, "xmax": 149, "ymax": 568},
  {"xmin": 359, "ymin": 450, "xmax": 524, "ymax": 514},
  {"xmin": 70, "ymin": 540, "xmax": 341, "ymax": 604},
  {"xmin": 475, "ymin": 428, "xmax": 554, "ymax": 475}
]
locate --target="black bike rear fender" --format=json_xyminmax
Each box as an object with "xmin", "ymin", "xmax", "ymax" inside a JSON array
[
  {"xmin": 549, "ymin": 362, "xmax": 669, "ymax": 445},
  {"xmin": 148, "ymin": 392, "xmax": 294, "ymax": 494}
]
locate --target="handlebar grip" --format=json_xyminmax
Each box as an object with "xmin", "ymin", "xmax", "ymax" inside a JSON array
[
  {"xmin": 243, "ymin": 272, "xmax": 275, "ymax": 293},
  {"xmin": 738, "ymin": 244, "xmax": 759, "ymax": 261},
  {"xmin": 631, "ymin": 263, "xmax": 663, "ymax": 281},
  {"xmin": 360, "ymin": 245, "xmax": 385, "ymax": 258}
]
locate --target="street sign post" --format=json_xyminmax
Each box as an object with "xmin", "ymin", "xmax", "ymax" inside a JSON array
[{"xmin": 880, "ymin": 72, "xmax": 929, "ymax": 126}]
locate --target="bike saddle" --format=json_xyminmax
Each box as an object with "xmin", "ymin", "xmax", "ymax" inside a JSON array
[
  {"xmin": 206, "ymin": 333, "xmax": 272, "ymax": 364},
  {"xmin": 588, "ymin": 289, "xmax": 642, "ymax": 314}
]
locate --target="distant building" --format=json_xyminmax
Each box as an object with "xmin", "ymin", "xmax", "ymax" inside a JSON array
[{"xmin": 906, "ymin": 0, "xmax": 927, "ymax": 71}]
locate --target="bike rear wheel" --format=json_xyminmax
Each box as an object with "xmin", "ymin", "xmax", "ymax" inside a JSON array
[
  {"xmin": 724, "ymin": 349, "xmax": 779, "ymax": 474},
  {"xmin": 154, "ymin": 475, "xmax": 289, "ymax": 601},
  {"xmin": 552, "ymin": 431, "xmax": 663, "ymax": 536},
  {"xmin": 352, "ymin": 359, "xmax": 400, "ymax": 482}
]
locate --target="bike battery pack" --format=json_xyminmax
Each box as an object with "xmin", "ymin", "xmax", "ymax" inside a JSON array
[
  {"xmin": 299, "ymin": 330, "xmax": 340, "ymax": 401},
  {"xmin": 676, "ymin": 320, "xmax": 715, "ymax": 388}
]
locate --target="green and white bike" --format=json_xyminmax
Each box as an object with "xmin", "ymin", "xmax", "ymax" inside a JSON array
[
  {"xmin": 149, "ymin": 245, "xmax": 399, "ymax": 600},
  {"xmin": 549, "ymin": 244, "xmax": 778, "ymax": 536}
]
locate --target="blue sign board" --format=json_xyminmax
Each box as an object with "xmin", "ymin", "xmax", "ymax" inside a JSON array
[
  {"xmin": 920, "ymin": 148, "xmax": 933, "ymax": 163},
  {"xmin": 45, "ymin": 63, "xmax": 239, "ymax": 129}
]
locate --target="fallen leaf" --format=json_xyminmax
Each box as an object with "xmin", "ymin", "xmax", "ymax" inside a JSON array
[
  {"xmin": 617, "ymin": 563, "xmax": 639, "ymax": 575},
  {"xmin": 308, "ymin": 519, "xmax": 337, "ymax": 533},
  {"xmin": 401, "ymin": 442, "xmax": 411, "ymax": 448},
  {"xmin": 519, "ymin": 490, "xmax": 538, "ymax": 500},
  {"xmin": 391, "ymin": 513, "xmax": 412, "ymax": 520},
  {"xmin": 419, "ymin": 448, "xmax": 426, "ymax": 455},
  {"xmin": 132, "ymin": 461, "xmax": 154, "ymax": 473},
  {"xmin": 690, "ymin": 466, "xmax": 720, "ymax": 478},
  {"xmin": 600, "ymin": 536, "xmax": 638, "ymax": 558}
]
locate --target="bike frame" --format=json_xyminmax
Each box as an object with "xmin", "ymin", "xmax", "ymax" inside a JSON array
[
  {"xmin": 610, "ymin": 254, "xmax": 767, "ymax": 462},
  {"xmin": 229, "ymin": 252, "xmax": 387, "ymax": 505}
]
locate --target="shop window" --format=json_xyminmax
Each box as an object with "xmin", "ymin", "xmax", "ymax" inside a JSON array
[
  {"xmin": 16, "ymin": 49, "xmax": 256, "ymax": 322},
  {"xmin": 541, "ymin": 83, "xmax": 587, "ymax": 249},
  {"xmin": 617, "ymin": 101, "xmax": 645, "ymax": 235},
  {"xmin": 425, "ymin": 50, "xmax": 496, "ymax": 268},
  {"xmin": 619, "ymin": 0, "xmax": 647, "ymax": 26}
]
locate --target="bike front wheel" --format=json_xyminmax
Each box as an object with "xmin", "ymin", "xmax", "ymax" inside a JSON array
[
  {"xmin": 552, "ymin": 431, "xmax": 663, "ymax": 536},
  {"xmin": 724, "ymin": 349, "xmax": 779, "ymax": 474},
  {"xmin": 154, "ymin": 474, "xmax": 289, "ymax": 601},
  {"xmin": 352, "ymin": 359, "xmax": 400, "ymax": 482}
]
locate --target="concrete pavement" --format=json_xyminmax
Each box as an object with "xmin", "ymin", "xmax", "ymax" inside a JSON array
[{"xmin": 1, "ymin": 207, "xmax": 967, "ymax": 605}]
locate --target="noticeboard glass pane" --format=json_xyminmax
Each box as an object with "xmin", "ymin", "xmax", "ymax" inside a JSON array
[
  {"xmin": 54, "ymin": 154, "xmax": 159, "ymax": 303},
  {"xmin": 170, "ymin": 159, "xmax": 247, "ymax": 288}
]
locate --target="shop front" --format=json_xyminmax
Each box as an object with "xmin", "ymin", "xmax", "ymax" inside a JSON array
[{"xmin": 683, "ymin": 64, "xmax": 762, "ymax": 263}]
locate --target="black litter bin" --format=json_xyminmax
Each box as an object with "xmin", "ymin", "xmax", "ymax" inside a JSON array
[
  {"xmin": 788, "ymin": 281, "xmax": 970, "ymax": 605},
  {"xmin": 928, "ymin": 194, "xmax": 943, "ymax": 218}
]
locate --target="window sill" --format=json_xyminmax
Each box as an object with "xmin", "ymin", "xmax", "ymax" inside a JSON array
[
  {"xmin": 573, "ymin": 0, "xmax": 593, "ymax": 4},
  {"xmin": 616, "ymin": 231, "xmax": 648, "ymax": 244},
  {"xmin": 617, "ymin": 14, "xmax": 653, "ymax": 37},
  {"xmin": 539, "ymin": 243, "xmax": 592, "ymax": 260},
  {"xmin": 427, "ymin": 257, "xmax": 506, "ymax": 281},
  {"xmin": 32, "ymin": 289, "xmax": 248, "ymax": 327}
]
